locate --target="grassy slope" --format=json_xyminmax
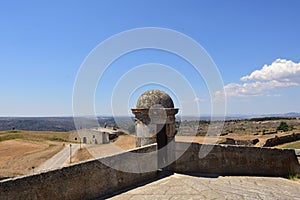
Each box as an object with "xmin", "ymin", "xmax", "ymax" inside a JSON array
[
  {"xmin": 71, "ymin": 147, "xmax": 94, "ymax": 163},
  {"xmin": 279, "ymin": 141, "xmax": 300, "ymax": 149},
  {"xmin": 0, "ymin": 130, "xmax": 69, "ymax": 142},
  {"xmin": 0, "ymin": 130, "xmax": 69, "ymax": 178}
]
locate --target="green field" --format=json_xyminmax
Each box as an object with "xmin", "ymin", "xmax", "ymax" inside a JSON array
[
  {"xmin": 280, "ymin": 141, "xmax": 300, "ymax": 149},
  {"xmin": 0, "ymin": 130, "xmax": 69, "ymax": 142}
]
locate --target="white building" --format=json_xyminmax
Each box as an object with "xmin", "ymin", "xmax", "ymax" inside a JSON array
[{"xmin": 69, "ymin": 129, "xmax": 110, "ymax": 144}]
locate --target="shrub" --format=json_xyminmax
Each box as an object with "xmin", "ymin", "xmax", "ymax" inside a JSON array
[
  {"xmin": 0, "ymin": 134, "xmax": 23, "ymax": 142},
  {"xmin": 276, "ymin": 121, "xmax": 292, "ymax": 132}
]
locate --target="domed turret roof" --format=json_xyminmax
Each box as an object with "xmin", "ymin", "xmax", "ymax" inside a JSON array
[{"xmin": 136, "ymin": 90, "xmax": 174, "ymax": 109}]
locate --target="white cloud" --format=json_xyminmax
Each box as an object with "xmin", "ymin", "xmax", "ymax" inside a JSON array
[
  {"xmin": 180, "ymin": 97, "xmax": 205, "ymax": 104},
  {"xmin": 223, "ymin": 80, "xmax": 298, "ymax": 97},
  {"xmin": 241, "ymin": 59, "xmax": 300, "ymax": 82},
  {"xmin": 180, "ymin": 97, "xmax": 206, "ymax": 105},
  {"xmin": 215, "ymin": 59, "xmax": 300, "ymax": 99},
  {"xmin": 193, "ymin": 97, "xmax": 205, "ymax": 102}
]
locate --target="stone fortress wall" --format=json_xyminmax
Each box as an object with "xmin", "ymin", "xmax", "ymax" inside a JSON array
[
  {"xmin": 171, "ymin": 142, "xmax": 300, "ymax": 176},
  {"xmin": 1, "ymin": 142, "xmax": 300, "ymax": 200},
  {"xmin": 0, "ymin": 144, "xmax": 157, "ymax": 200},
  {"xmin": 263, "ymin": 133, "xmax": 300, "ymax": 147}
]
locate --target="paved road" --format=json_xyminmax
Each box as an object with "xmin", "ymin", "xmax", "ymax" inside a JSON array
[
  {"xmin": 38, "ymin": 144, "xmax": 80, "ymax": 172},
  {"xmin": 109, "ymin": 173, "xmax": 300, "ymax": 200}
]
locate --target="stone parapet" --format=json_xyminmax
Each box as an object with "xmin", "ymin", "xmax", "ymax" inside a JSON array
[
  {"xmin": 0, "ymin": 144, "xmax": 157, "ymax": 200},
  {"xmin": 171, "ymin": 142, "xmax": 300, "ymax": 176}
]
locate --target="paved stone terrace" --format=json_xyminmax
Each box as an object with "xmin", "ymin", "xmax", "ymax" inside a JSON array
[{"xmin": 108, "ymin": 173, "xmax": 300, "ymax": 200}]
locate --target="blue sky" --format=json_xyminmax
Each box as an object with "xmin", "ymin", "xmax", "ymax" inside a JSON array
[{"xmin": 0, "ymin": 0, "xmax": 300, "ymax": 116}]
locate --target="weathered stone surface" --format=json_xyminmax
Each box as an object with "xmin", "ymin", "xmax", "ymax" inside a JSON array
[
  {"xmin": 263, "ymin": 133, "xmax": 300, "ymax": 147},
  {"xmin": 132, "ymin": 108, "xmax": 178, "ymax": 125},
  {"xmin": 0, "ymin": 144, "xmax": 158, "ymax": 200},
  {"xmin": 220, "ymin": 138, "xmax": 259, "ymax": 146},
  {"xmin": 136, "ymin": 90, "xmax": 174, "ymax": 109},
  {"xmin": 172, "ymin": 142, "xmax": 300, "ymax": 176},
  {"xmin": 109, "ymin": 173, "xmax": 300, "ymax": 200},
  {"xmin": 132, "ymin": 90, "xmax": 178, "ymax": 154}
]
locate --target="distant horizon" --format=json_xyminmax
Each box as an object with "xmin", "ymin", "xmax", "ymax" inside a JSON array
[{"xmin": 1, "ymin": 111, "xmax": 300, "ymax": 118}]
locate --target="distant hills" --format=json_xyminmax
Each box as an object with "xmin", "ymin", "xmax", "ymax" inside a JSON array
[
  {"xmin": 178, "ymin": 112, "xmax": 300, "ymax": 121},
  {"xmin": 226, "ymin": 112, "xmax": 300, "ymax": 119},
  {"xmin": 0, "ymin": 112, "xmax": 299, "ymax": 132},
  {"xmin": 0, "ymin": 117, "xmax": 119, "ymax": 132},
  {"xmin": 275, "ymin": 112, "xmax": 300, "ymax": 117}
]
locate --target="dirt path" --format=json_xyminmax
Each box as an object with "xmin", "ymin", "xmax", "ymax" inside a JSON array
[
  {"xmin": 176, "ymin": 136, "xmax": 221, "ymax": 144},
  {"xmin": 38, "ymin": 144, "xmax": 80, "ymax": 172}
]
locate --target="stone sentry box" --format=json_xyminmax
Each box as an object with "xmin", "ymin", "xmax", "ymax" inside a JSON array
[{"xmin": 131, "ymin": 90, "xmax": 179, "ymax": 169}]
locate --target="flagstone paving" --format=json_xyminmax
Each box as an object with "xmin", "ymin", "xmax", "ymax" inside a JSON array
[{"xmin": 108, "ymin": 173, "xmax": 300, "ymax": 200}]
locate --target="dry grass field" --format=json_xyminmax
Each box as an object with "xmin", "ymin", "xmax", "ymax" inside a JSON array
[
  {"xmin": 276, "ymin": 141, "xmax": 300, "ymax": 149},
  {"xmin": 177, "ymin": 118, "xmax": 300, "ymax": 149},
  {"xmin": 0, "ymin": 131, "xmax": 136, "ymax": 179},
  {"xmin": 179, "ymin": 118, "xmax": 300, "ymax": 136},
  {"xmin": 176, "ymin": 131, "xmax": 299, "ymax": 147},
  {"xmin": 175, "ymin": 135, "xmax": 221, "ymax": 144},
  {"xmin": 71, "ymin": 147, "xmax": 93, "ymax": 163},
  {"xmin": 0, "ymin": 130, "xmax": 68, "ymax": 179},
  {"xmin": 113, "ymin": 134, "xmax": 136, "ymax": 150}
]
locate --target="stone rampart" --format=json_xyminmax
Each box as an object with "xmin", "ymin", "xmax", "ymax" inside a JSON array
[
  {"xmin": 0, "ymin": 144, "xmax": 157, "ymax": 200},
  {"xmin": 171, "ymin": 142, "xmax": 300, "ymax": 176},
  {"xmin": 263, "ymin": 133, "xmax": 300, "ymax": 147},
  {"xmin": 220, "ymin": 138, "xmax": 259, "ymax": 146}
]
